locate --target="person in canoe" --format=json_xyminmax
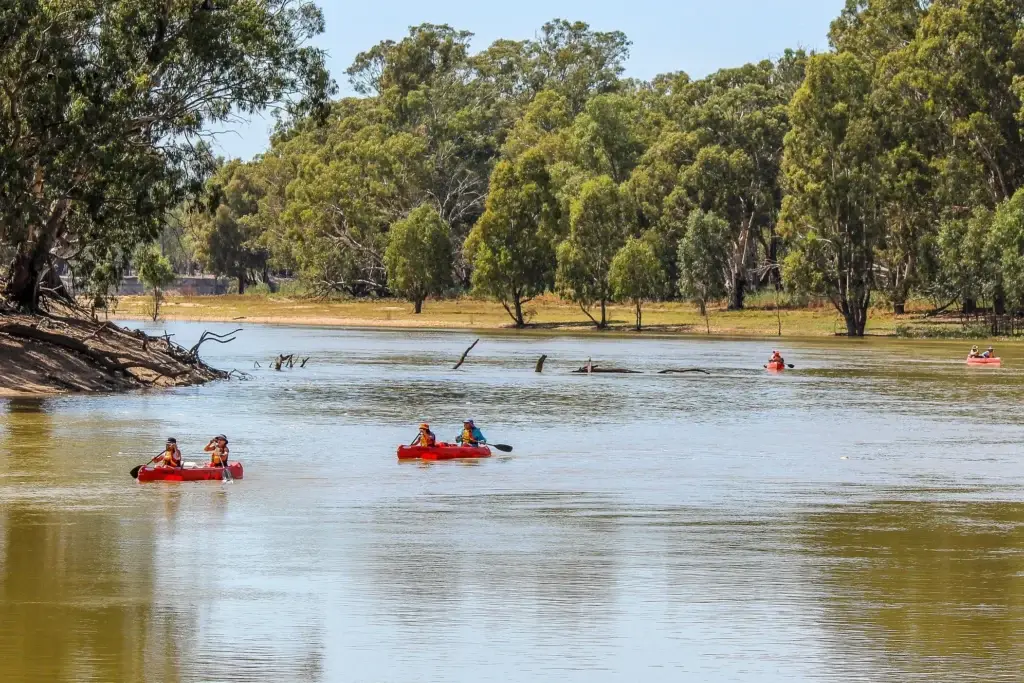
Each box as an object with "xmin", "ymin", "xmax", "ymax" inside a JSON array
[
  {"xmin": 157, "ymin": 438, "xmax": 182, "ymax": 469},
  {"xmin": 204, "ymin": 434, "xmax": 230, "ymax": 467},
  {"xmin": 982, "ymin": 346, "xmax": 996, "ymax": 359},
  {"xmin": 968, "ymin": 345, "xmax": 980, "ymax": 358},
  {"xmin": 456, "ymin": 419, "xmax": 487, "ymax": 447},
  {"xmin": 769, "ymin": 350, "xmax": 785, "ymax": 366},
  {"xmin": 411, "ymin": 423, "xmax": 437, "ymax": 447}
]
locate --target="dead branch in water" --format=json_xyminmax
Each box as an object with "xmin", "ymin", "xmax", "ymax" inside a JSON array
[
  {"xmin": 273, "ymin": 354, "xmax": 294, "ymax": 371},
  {"xmin": 572, "ymin": 362, "xmax": 641, "ymax": 374},
  {"xmin": 658, "ymin": 368, "xmax": 711, "ymax": 375},
  {"xmin": 188, "ymin": 329, "xmax": 242, "ymax": 359},
  {"xmin": 535, "ymin": 354, "xmax": 547, "ymax": 373},
  {"xmin": 452, "ymin": 338, "xmax": 480, "ymax": 370},
  {"xmin": 300, "ymin": 357, "xmax": 310, "ymax": 368}
]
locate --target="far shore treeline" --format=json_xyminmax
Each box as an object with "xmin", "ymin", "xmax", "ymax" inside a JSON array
[{"xmin": 8, "ymin": 2, "xmax": 1024, "ymax": 336}]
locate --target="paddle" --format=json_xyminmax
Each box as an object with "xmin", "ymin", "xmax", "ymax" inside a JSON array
[
  {"xmin": 490, "ymin": 444, "xmax": 513, "ymax": 453},
  {"xmin": 130, "ymin": 453, "xmax": 162, "ymax": 480},
  {"xmin": 763, "ymin": 363, "xmax": 796, "ymax": 369}
]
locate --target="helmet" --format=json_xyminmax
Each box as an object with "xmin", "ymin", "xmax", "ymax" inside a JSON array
[
  {"xmin": 419, "ymin": 423, "xmax": 430, "ymax": 430},
  {"xmin": 166, "ymin": 437, "xmax": 177, "ymax": 444}
]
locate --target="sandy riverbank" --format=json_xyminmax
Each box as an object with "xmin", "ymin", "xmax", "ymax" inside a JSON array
[{"xmin": 109, "ymin": 293, "xmax": 979, "ymax": 339}]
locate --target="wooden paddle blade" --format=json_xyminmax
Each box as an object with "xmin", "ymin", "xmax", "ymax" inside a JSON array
[{"xmin": 492, "ymin": 444, "xmax": 513, "ymax": 453}]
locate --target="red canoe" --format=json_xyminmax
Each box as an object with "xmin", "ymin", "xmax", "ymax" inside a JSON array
[
  {"xmin": 966, "ymin": 357, "xmax": 1001, "ymax": 367},
  {"xmin": 766, "ymin": 361, "xmax": 785, "ymax": 372},
  {"xmin": 137, "ymin": 462, "xmax": 244, "ymax": 482},
  {"xmin": 397, "ymin": 444, "xmax": 492, "ymax": 461}
]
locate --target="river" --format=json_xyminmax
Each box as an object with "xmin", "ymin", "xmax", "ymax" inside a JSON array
[{"xmin": 1, "ymin": 322, "xmax": 1022, "ymax": 682}]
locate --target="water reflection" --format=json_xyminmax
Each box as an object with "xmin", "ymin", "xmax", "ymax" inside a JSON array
[{"xmin": 802, "ymin": 501, "xmax": 1024, "ymax": 680}]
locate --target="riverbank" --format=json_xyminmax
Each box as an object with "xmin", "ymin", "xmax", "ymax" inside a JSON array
[
  {"xmin": 110, "ymin": 294, "xmax": 986, "ymax": 339},
  {"xmin": 0, "ymin": 310, "xmax": 227, "ymax": 397}
]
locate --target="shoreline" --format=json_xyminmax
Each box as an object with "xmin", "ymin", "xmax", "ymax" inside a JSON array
[{"xmin": 106, "ymin": 294, "xmax": 1009, "ymax": 342}]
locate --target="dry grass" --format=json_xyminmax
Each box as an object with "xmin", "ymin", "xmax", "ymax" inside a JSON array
[{"xmin": 108, "ymin": 293, "xmax": 974, "ymax": 339}]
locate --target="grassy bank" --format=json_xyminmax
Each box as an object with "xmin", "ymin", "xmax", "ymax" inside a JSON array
[{"xmin": 109, "ymin": 293, "xmax": 991, "ymax": 339}]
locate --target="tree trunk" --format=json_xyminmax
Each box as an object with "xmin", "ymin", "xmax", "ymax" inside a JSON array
[
  {"xmin": 513, "ymin": 296, "xmax": 525, "ymax": 328},
  {"xmin": 5, "ymin": 240, "xmax": 54, "ymax": 311},
  {"xmin": 963, "ymin": 296, "xmax": 976, "ymax": 316},
  {"xmin": 152, "ymin": 289, "xmax": 161, "ymax": 322},
  {"xmin": 728, "ymin": 273, "xmax": 745, "ymax": 310},
  {"xmin": 893, "ymin": 300, "xmax": 905, "ymax": 316},
  {"xmin": 237, "ymin": 273, "xmax": 246, "ymax": 295},
  {"xmin": 995, "ymin": 289, "xmax": 1006, "ymax": 315},
  {"xmin": 414, "ymin": 298, "xmax": 423, "ymax": 314},
  {"xmin": 842, "ymin": 296, "xmax": 870, "ymax": 337},
  {"xmin": 599, "ymin": 298, "xmax": 607, "ymax": 329},
  {"xmin": 635, "ymin": 301, "xmax": 642, "ymax": 331}
]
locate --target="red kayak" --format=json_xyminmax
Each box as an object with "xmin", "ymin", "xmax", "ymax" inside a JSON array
[
  {"xmin": 397, "ymin": 444, "xmax": 492, "ymax": 461},
  {"xmin": 766, "ymin": 361, "xmax": 785, "ymax": 372},
  {"xmin": 967, "ymin": 357, "xmax": 1001, "ymax": 366},
  {"xmin": 137, "ymin": 462, "xmax": 244, "ymax": 482}
]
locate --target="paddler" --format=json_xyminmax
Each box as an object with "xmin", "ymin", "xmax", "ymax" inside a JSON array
[
  {"xmin": 968, "ymin": 345, "xmax": 980, "ymax": 358},
  {"xmin": 411, "ymin": 423, "xmax": 437, "ymax": 447},
  {"xmin": 982, "ymin": 346, "xmax": 995, "ymax": 359},
  {"xmin": 456, "ymin": 419, "xmax": 487, "ymax": 447},
  {"xmin": 204, "ymin": 434, "xmax": 230, "ymax": 467},
  {"xmin": 769, "ymin": 350, "xmax": 785, "ymax": 366},
  {"xmin": 157, "ymin": 438, "xmax": 182, "ymax": 468}
]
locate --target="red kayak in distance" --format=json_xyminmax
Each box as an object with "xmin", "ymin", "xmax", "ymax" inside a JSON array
[
  {"xmin": 766, "ymin": 361, "xmax": 785, "ymax": 372},
  {"xmin": 137, "ymin": 462, "xmax": 244, "ymax": 482},
  {"xmin": 966, "ymin": 357, "xmax": 1001, "ymax": 367},
  {"xmin": 397, "ymin": 444, "xmax": 492, "ymax": 461}
]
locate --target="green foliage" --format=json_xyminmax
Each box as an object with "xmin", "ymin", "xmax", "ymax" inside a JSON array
[
  {"xmin": 678, "ymin": 210, "xmax": 730, "ymax": 329},
  {"xmin": 609, "ymin": 237, "xmax": 666, "ymax": 330},
  {"xmin": 384, "ymin": 205, "xmax": 454, "ymax": 312},
  {"xmin": 555, "ymin": 175, "xmax": 633, "ymax": 327},
  {"xmin": 134, "ymin": 247, "xmax": 176, "ymax": 321},
  {"xmin": 466, "ymin": 149, "xmax": 560, "ymax": 327},
  {"xmin": 0, "ymin": 0, "xmax": 332, "ymax": 310}
]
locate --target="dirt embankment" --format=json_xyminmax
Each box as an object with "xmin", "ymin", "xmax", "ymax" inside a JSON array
[{"xmin": 0, "ymin": 311, "xmax": 227, "ymax": 397}]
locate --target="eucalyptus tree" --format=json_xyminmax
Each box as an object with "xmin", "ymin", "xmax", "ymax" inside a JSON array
[{"xmin": 0, "ymin": 0, "xmax": 332, "ymax": 311}]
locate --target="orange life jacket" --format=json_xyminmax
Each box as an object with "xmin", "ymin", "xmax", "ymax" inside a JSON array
[
  {"xmin": 161, "ymin": 448, "xmax": 181, "ymax": 468},
  {"xmin": 210, "ymin": 447, "xmax": 228, "ymax": 466},
  {"xmin": 415, "ymin": 431, "xmax": 436, "ymax": 447}
]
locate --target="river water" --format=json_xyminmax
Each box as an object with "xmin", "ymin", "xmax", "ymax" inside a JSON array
[{"xmin": 0, "ymin": 322, "xmax": 1022, "ymax": 682}]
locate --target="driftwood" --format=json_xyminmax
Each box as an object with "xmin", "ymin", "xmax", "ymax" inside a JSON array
[
  {"xmin": 229, "ymin": 369, "xmax": 254, "ymax": 380},
  {"xmin": 188, "ymin": 329, "xmax": 242, "ymax": 359},
  {"xmin": 453, "ymin": 338, "xmax": 480, "ymax": 370},
  {"xmin": 0, "ymin": 323, "xmax": 187, "ymax": 378},
  {"xmin": 572, "ymin": 363, "xmax": 641, "ymax": 374},
  {"xmin": 659, "ymin": 368, "xmax": 711, "ymax": 375},
  {"xmin": 273, "ymin": 354, "xmax": 294, "ymax": 371},
  {"xmin": 535, "ymin": 354, "xmax": 547, "ymax": 373},
  {"xmin": 300, "ymin": 357, "xmax": 310, "ymax": 368}
]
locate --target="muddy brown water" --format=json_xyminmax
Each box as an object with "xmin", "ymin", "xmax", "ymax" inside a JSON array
[{"xmin": 1, "ymin": 323, "xmax": 1022, "ymax": 682}]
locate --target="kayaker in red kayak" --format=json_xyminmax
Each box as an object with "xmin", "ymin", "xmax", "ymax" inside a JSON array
[
  {"xmin": 157, "ymin": 438, "xmax": 182, "ymax": 469},
  {"xmin": 204, "ymin": 435, "xmax": 230, "ymax": 467},
  {"xmin": 968, "ymin": 345, "xmax": 981, "ymax": 359},
  {"xmin": 769, "ymin": 350, "xmax": 785, "ymax": 366},
  {"xmin": 411, "ymin": 423, "xmax": 437, "ymax": 447},
  {"xmin": 982, "ymin": 346, "xmax": 995, "ymax": 359},
  {"xmin": 456, "ymin": 420, "xmax": 487, "ymax": 446}
]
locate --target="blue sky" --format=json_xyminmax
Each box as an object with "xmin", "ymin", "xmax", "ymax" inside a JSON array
[{"xmin": 214, "ymin": 0, "xmax": 846, "ymax": 160}]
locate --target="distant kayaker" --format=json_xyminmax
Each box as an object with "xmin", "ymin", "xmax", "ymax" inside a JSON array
[
  {"xmin": 968, "ymin": 345, "xmax": 980, "ymax": 358},
  {"xmin": 982, "ymin": 346, "xmax": 995, "ymax": 359},
  {"xmin": 769, "ymin": 350, "xmax": 785, "ymax": 366},
  {"xmin": 158, "ymin": 438, "xmax": 182, "ymax": 469},
  {"xmin": 411, "ymin": 423, "xmax": 437, "ymax": 447},
  {"xmin": 456, "ymin": 420, "xmax": 487, "ymax": 446},
  {"xmin": 204, "ymin": 434, "xmax": 230, "ymax": 467}
]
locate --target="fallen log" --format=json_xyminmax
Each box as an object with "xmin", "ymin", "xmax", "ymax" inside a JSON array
[
  {"xmin": 189, "ymin": 329, "xmax": 242, "ymax": 359},
  {"xmin": 453, "ymin": 338, "xmax": 480, "ymax": 370},
  {"xmin": 658, "ymin": 368, "xmax": 711, "ymax": 375},
  {"xmin": 572, "ymin": 363, "xmax": 641, "ymax": 374},
  {"xmin": 0, "ymin": 323, "xmax": 187, "ymax": 379}
]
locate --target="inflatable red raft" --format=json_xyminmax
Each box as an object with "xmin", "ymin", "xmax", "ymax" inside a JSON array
[
  {"xmin": 397, "ymin": 444, "xmax": 492, "ymax": 461},
  {"xmin": 766, "ymin": 361, "xmax": 785, "ymax": 372},
  {"xmin": 966, "ymin": 357, "xmax": 1001, "ymax": 367},
  {"xmin": 137, "ymin": 462, "xmax": 244, "ymax": 482}
]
